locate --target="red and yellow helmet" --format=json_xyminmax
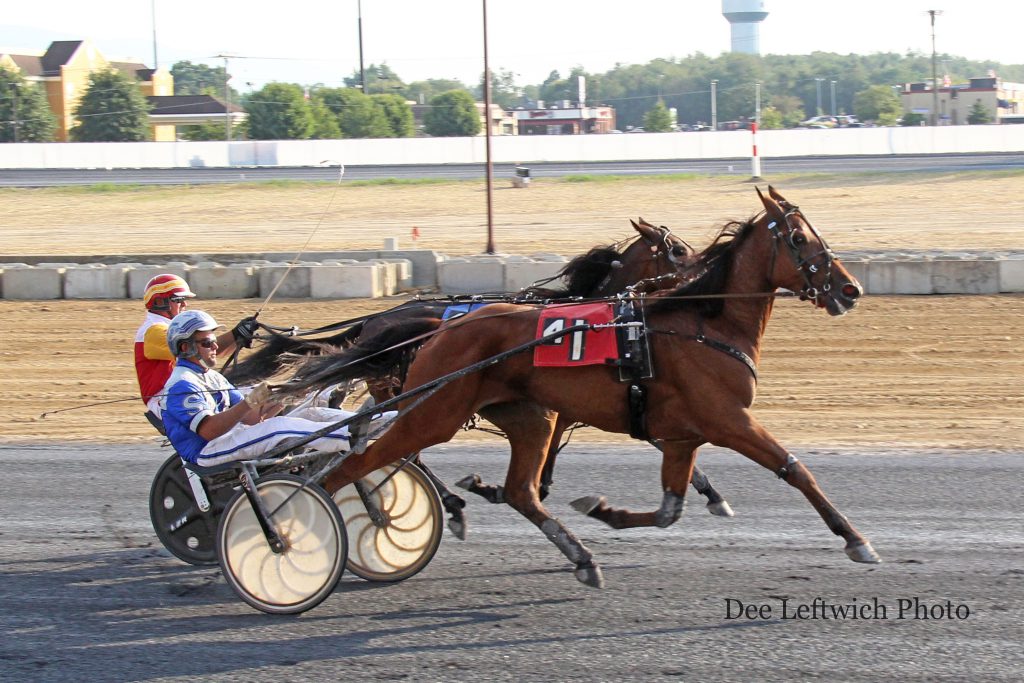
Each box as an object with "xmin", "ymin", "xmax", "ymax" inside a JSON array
[{"xmin": 143, "ymin": 274, "xmax": 195, "ymax": 310}]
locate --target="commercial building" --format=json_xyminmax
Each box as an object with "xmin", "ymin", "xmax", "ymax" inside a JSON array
[{"xmin": 898, "ymin": 75, "xmax": 1024, "ymax": 125}]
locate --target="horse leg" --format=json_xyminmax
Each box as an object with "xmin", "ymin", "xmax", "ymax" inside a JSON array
[
  {"xmin": 481, "ymin": 402, "xmax": 604, "ymax": 588},
  {"xmin": 707, "ymin": 413, "xmax": 881, "ymax": 563},
  {"xmin": 411, "ymin": 454, "xmax": 469, "ymax": 541},
  {"xmin": 571, "ymin": 439, "xmax": 699, "ymax": 530},
  {"xmin": 646, "ymin": 440, "xmax": 735, "ymax": 517},
  {"xmin": 456, "ymin": 410, "xmax": 568, "ymax": 504},
  {"xmin": 365, "ymin": 381, "xmax": 470, "ymax": 539}
]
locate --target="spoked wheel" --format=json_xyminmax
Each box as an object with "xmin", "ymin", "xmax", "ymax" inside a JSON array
[
  {"xmin": 149, "ymin": 453, "xmax": 233, "ymax": 565},
  {"xmin": 333, "ymin": 462, "xmax": 443, "ymax": 583},
  {"xmin": 217, "ymin": 474, "xmax": 347, "ymax": 615}
]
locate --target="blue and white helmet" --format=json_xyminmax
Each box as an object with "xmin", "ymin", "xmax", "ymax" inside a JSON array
[{"xmin": 167, "ymin": 310, "xmax": 219, "ymax": 358}]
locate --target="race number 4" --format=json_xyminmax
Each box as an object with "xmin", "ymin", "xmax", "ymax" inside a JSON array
[{"xmin": 541, "ymin": 318, "xmax": 587, "ymax": 361}]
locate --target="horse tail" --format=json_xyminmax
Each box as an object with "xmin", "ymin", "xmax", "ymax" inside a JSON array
[
  {"xmin": 224, "ymin": 322, "xmax": 365, "ymax": 385},
  {"xmin": 280, "ymin": 315, "xmax": 442, "ymax": 395}
]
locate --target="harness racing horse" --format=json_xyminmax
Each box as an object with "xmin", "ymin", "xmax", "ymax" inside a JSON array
[
  {"xmin": 287, "ymin": 186, "xmax": 879, "ymax": 588},
  {"xmin": 270, "ymin": 221, "xmax": 734, "ymax": 531}
]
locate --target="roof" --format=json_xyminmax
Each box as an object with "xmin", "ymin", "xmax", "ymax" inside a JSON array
[
  {"xmin": 40, "ymin": 40, "xmax": 83, "ymax": 75},
  {"xmin": 146, "ymin": 95, "xmax": 244, "ymax": 115},
  {"xmin": 109, "ymin": 61, "xmax": 154, "ymax": 81},
  {"xmin": 1, "ymin": 53, "xmax": 44, "ymax": 77}
]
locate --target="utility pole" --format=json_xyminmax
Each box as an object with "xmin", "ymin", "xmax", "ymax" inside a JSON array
[
  {"xmin": 830, "ymin": 79, "xmax": 837, "ymax": 116},
  {"xmin": 213, "ymin": 54, "xmax": 233, "ymax": 141},
  {"xmin": 928, "ymin": 10, "xmax": 943, "ymax": 126},
  {"xmin": 482, "ymin": 0, "xmax": 495, "ymax": 254},
  {"xmin": 151, "ymin": 0, "xmax": 159, "ymax": 69},
  {"xmin": 754, "ymin": 81, "xmax": 761, "ymax": 125},
  {"xmin": 711, "ymin": 79, "xmax": 718, "ymax": 130},
  {"xmin": 358, "ymin": 0, "xmax": 366, "ymax": 94},
  {"xmin": 815, "ymin": 78, "xmax": 824, "ymax": 116},
  {"xmin": 11, "ymin": 81, "xmax": 20, "ymax": 143}
]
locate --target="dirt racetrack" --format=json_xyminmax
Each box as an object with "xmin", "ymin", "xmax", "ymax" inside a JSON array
[{"xmin": 1, "ymin": 172, "xmax": 1022, "ymax": 447}]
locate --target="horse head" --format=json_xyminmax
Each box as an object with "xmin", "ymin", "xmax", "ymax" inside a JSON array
[
  {"xmin": 630, "ymin": 217, "xmax": 695, "ymax": 267},
  {"xmin": 757, "ymin": 186, "xmax": 863, "ymax": 316}
]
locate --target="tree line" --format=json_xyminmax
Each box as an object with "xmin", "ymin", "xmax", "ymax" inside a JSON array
[{"xmin": 2, "ymin": 50, "xmax": 1020, "ymax": 142}]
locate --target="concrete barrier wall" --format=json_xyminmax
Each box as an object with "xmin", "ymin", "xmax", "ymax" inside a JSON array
[
  {"xmin": 3, "ymin": 125, "xmax": 1023, "ymax": 170},
  {"xmin": 1, "ymin": 253, "xmax": 1020, "ymax": 300}
]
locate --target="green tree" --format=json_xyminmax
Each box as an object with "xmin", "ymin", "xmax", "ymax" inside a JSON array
[
  {"xmin": 405, "ymin": 78, "xmax": 467, "ymax": 105},
  {"xmin": 315, "ymin": 87, "xmax": 390, "ymax": 138},
  {"xmin": 170, "ymin": 60, "xmax": 238, "ymax": 99},
  {"xmin": 900, "ymin": 112, "xmax": 925, "ymax": 126},
  {"xmin": 758, "ymin": 105, "xmax": 784, "ymax": 129},
  {"xmin": 476, "ymin": 69, "xmax": 522, "ymax": 110},
  {"xmin": 0, "ymin": 67, "xmax": 56, "ymax": 142},
  {"xmin": 70, "ymin": 69, "xmax": 151, "ymax": 142},
  {"xmin": 852, "ymin": 85, "xmax": 902, "ymax": 124},
  {"xmin": 245, "ymin": 83, "xmax": 314, "ymax": 140},
  {"xmin": 344, "ymin": 63, "xmax": 406, "ymax": 95},
  {"xmin": 967, "ymin": 100, "xmax": 993, "ymax": 124},
  {"xmin": 423, "ymin": 90, "xmax": 480, "ymax": 137},
  {"xmin": 309, "ymin": 96, "xmax": 341, "ymax": 139},
  {"xmin": 643, "ymin": 100, "xmax": 674, "ymax": 132},
  {"xmin": 180, "ymin": 121, "xmax": 227, "ymax": 141},
  {"xmin": 371, "ymin": 93, "xmax": 414, "ymax": 137}
]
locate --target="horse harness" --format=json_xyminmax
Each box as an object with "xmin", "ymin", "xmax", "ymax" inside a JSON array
[{"xmin": 766, "ymin": 203, "xmax": 838, "ymax": 303}]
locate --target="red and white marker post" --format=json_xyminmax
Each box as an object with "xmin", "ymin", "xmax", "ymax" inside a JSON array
[{"xmin": 750, "ymin": 121, "xmax": 762, "ymax": 180}]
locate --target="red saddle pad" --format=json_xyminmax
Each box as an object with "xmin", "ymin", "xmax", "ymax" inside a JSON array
[{"xmin": 533, "ymin": 303, "xmax": 618, "ymax": 367}]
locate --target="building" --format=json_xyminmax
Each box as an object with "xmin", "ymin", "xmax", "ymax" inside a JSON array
[
  {"xmin": 476, "ymin": 102, "xmax": 517, "ymax": 136},
  {"xmin": 2, "ymin": 40, "xmax": 244, "ymax": 141},
  {"xmin": 1, "ymin": 40, "xmax": 175, "ymax": 141},
  {"xmin": 898, "ymin": 76, "xmax": 1024, "ymax": 125},
  {"xmin": 514, "ymin": 102, "xmax": 617, "ymax": 135}
]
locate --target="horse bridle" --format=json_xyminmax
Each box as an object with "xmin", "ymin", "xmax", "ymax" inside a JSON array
[{"xmin": 766, "ymin": 204, "xmax": 836, "ymax": 303}]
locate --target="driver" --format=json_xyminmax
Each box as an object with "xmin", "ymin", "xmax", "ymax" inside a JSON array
[
  {"xmin": 160, "ymin": 310, "xmax": 391, "ymax": 467},
  {"xmin": 134, "ymin": 273, "xmax": 257, "ymax": 423}
]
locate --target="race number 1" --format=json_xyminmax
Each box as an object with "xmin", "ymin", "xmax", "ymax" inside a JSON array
[{"xmin": 541, "ymin": 318, "xmax": 587, "ymax": 361}]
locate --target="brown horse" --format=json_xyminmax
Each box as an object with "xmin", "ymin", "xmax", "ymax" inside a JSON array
[
  {"xmin": 288, "ymin": 186, "xmax": 878, "ymax": 588},
  {"xmin": 249, "ymin": 221, "xmax": 732, "ymax": 533}
]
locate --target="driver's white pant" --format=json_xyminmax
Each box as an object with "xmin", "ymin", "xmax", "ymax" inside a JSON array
[{"xmin": 195, "ymin": 407, "xmax": 354, "ymax": 467}]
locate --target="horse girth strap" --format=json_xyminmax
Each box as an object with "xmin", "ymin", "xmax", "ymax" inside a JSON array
[{"xmin": 685, "ymin": 333, "xmax": 758, "ymax": 381}]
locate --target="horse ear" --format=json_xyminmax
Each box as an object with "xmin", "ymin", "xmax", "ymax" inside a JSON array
[
  {"xmin": 768, "ymin": 185, "xmax": 787, "ymax": 204},
  {"xmin": 757, "ymin": 185, "xmax": 782, "ymax": 216},
  {"xmin": 631, "ymin": 218, "xmax": 659, "ymax": 243}
]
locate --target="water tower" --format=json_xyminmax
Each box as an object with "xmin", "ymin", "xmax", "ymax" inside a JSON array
[{"xmin": 722, "ymin": 0, "xmax": 769, "ymax": 55}]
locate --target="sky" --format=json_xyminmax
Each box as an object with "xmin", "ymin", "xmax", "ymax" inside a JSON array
[{"xmin": 2, "ymin": 1, "xmax": 1021, "ymax": 91}]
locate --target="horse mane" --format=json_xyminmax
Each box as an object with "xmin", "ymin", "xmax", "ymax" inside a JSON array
[
  {"xmin": 224, "ymin": 323, "xmax": 364, "ymax": 385},
  {"xmin": 523, "ymin": 245, "xmax": 624, "ymax": 298},
  {"xmin": 647, "ymin": 218, "xmax": 757, "ymax": 318}
]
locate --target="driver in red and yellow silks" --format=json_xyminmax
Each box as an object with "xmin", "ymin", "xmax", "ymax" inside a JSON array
[{"xmin": 133, "ymin": 273, "xmax": 257, "ymax": 423}]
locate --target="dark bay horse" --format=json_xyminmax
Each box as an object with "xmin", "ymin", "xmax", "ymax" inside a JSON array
[
  {"xmin": 288, "ymin": 186, "xmax": 879, "ymax": 588},
  {"xmin": 229, "ymin": 219, "xmax": 731, "ymax": 536}
]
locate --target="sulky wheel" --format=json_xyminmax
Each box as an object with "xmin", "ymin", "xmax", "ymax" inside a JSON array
[
  {"xmin": 217, "ymin": 474, "xmax": 347, "ymax": 615},
  {"xmin": 333, "ymin": 462, "xmax": 443, "ymax": 583},
  {"xmin": 149, "ymin": 453, "xmax": 233, "ymax": 565}
]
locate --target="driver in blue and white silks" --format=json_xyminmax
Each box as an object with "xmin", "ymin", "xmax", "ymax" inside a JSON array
[{"xmin": 161, "ymin": 310, "xmax": 392, "ymax": 467}]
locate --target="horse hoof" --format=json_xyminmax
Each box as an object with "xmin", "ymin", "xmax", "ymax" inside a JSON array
[
  {"xmin": 447, "ymin": 517, "xmax": 467, "ymax": 541},
  {"xmin": 845, "ymin": 541, "xmax": 882, "ymax": 564},
  {"xmin": 574, "ymin": 562, "xmax": 605, "ymax": 589},
  {"xmin": 707, "ymin": 501, "xmax": 735, "ymax": 517},
  {"xmin": 570, "ymin": 495, "xmax": 605, "ymax": 515},
  {"xmin": 455, "ymin": 474, "xmax": 480, "ymax": 491}
]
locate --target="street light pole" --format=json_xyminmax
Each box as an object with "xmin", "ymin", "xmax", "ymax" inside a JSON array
[
  {"xmin": 358, "ymin": 0, "xmax": 366, "ymax": 94},
  {"xmin": 711, "ymin": 79, "xmax": 718, "ymax": 130},
  {"xmin": 815, "ymin": 77, "xmax": 823, "ymax": 116},
  {"xmin": 482, "ymin": 0, "xmax": 495, "ymax": 254},
  {"xmin": 928, "ymin": 9, "xmax": 942, "ymax": 126},
  {"xmin": 11, "ymin": 81, "xmax": 20, "ymax": 143},
  {"xmin": 830, "ymin": 79, "xmax": 837, "ymax": 116}
]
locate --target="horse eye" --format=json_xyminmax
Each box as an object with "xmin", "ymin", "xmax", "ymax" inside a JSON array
[
  {"xmin": 793, "ymin": 233, "xmax": 808, "ymax": 245},
  {"xmin": 671, "ymin": 246, "xmax": 686, "ymax": 256}
]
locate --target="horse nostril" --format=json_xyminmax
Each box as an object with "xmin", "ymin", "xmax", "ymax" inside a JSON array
[{"xmin": 841, "ymin": 283, "xmax": 861, "ymax": 299}]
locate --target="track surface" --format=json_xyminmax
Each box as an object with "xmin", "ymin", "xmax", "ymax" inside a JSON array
[
  {"xmin": 1, "ymin": 153, "xmax": 1023, "ymax": 186},
  {"xmin": 1, "ymin": 443, "xmax": 1020, "ymax": 681}
]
